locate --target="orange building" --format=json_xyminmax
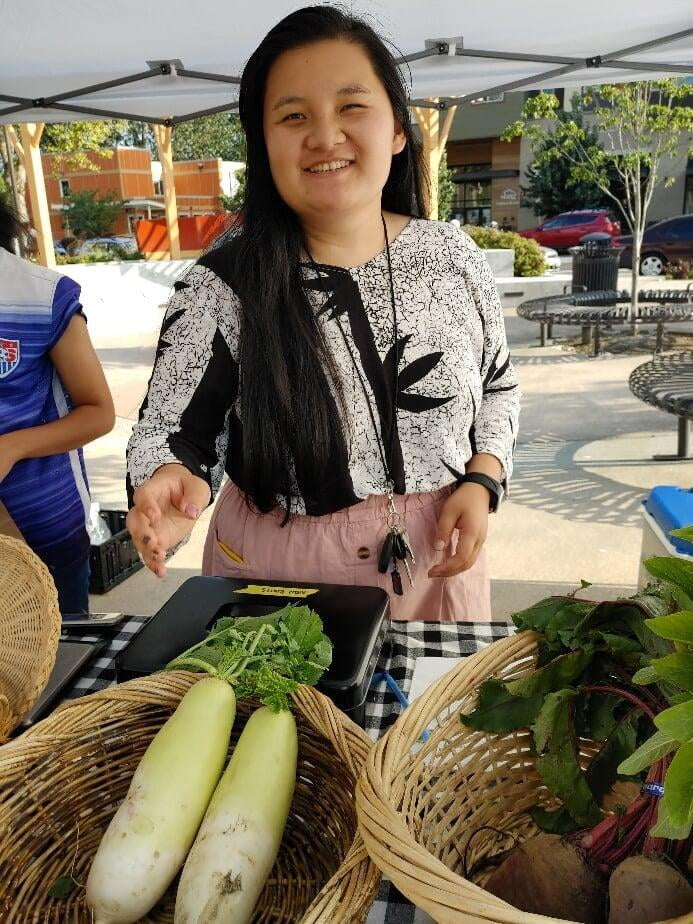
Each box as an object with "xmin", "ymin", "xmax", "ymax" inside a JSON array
[{"xmin": 35, "ymin": 146, "xmax": 242, "ymax": 246}]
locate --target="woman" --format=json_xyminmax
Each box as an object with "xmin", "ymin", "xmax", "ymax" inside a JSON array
[
  {"xmin": 126, "ymin": 6, "xmax": 520, "ymax": 621},
  {"xmin": 0, "ymin": 199, "xmax": 115, "ymax": 612}
]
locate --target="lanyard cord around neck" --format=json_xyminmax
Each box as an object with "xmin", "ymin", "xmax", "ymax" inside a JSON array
[{"xmin": 307, "ymin": 212, "xmax": 400, "ymax": 494}]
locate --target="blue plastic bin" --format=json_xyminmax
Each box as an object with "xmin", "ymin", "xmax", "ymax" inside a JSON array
[{"xmin": 643, "ymin": 486, "xmax": 693, "ymax": 555}]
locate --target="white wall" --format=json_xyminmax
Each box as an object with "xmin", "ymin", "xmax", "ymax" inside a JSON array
[{"xmin": 62, "ymin": 259, "xmax": 193, "ymax": 348}]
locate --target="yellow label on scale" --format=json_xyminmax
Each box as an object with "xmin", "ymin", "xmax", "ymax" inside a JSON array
[{"xmin": 236, "ymin": 584, "xmax": 319, "ymax": 598}]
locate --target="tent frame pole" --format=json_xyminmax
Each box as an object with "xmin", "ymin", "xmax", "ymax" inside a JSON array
[
  {"xmin": 414, "ymin": 102, "xmax": 457, "ymax": 219},
  {"xmin": 153, "ymin": 123, "xmax": 181, "ymax": 261},
  {"xmin": 1, "ymin": 27, "xmax": 690, "ymax": 124},
  {"xmin": 19, "ymin": 123, "xmax": 55, "ymax": 268}
]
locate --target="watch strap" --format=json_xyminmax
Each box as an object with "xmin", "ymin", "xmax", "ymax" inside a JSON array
[{"xmin": 457, "ymin": 472, "xmax": 503, "ymax": 512}]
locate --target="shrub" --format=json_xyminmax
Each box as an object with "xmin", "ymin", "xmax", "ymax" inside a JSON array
[
  {"xmin": 56, "ymin": 246, "xmax": 144, "ymax": 265},
  {"xmin": 463, "ymin": 225, "xmax": 547, "ymax": 277},
  {"xmin": 664, "ymin": 260, "xmax": 693, "ymax": 281}
]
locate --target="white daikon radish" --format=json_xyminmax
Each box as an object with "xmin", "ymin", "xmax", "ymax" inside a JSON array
[
  {"xmin": 86, "ymin": 678, "xmax": 236, "ymax": 924},
  {"xmin": 174, "ymin": 706, "xmax": 298, "ymax": 924}
]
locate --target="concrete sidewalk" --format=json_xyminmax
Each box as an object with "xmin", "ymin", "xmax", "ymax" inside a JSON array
[{"xmin": 82, "ymin": 264, "xmax": 692, "ymax": 620}]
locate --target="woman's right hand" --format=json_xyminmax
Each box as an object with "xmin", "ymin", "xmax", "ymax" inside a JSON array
[{"xmin": 126, "ymin": 464, "xmax": 212, "ymax": 577}]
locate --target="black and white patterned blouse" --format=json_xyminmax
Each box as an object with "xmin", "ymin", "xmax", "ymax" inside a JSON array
[{"xmin": 127, "ymin": 219, "xmax": 520, "ymax": 515}]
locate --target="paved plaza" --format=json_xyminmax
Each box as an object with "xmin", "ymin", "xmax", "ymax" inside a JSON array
[{"xmin": 76, "ymin": 261, "xmax": 692, "ymax": 618}]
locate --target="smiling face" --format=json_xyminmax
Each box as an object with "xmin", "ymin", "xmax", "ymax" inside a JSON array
[{"xmin": 262, "ymin": 38, "xmax": 406, "ymax": 223}]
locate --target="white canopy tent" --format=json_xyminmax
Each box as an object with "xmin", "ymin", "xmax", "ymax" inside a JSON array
[{"xmin": 1, "ymin": 0, "xmax": 692, "ymax": 264}]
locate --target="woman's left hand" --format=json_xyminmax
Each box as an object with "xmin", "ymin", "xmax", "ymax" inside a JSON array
[{"xmin": 428, "ymin": 483, "xmax": 490, "ymax": 578}]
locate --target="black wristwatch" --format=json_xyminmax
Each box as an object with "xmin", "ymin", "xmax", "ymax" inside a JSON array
[{"xmin": 457, "ymin": 473, "xmax": 504, "ymax": 512}]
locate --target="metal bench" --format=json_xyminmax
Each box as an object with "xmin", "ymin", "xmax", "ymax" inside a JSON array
[
  {"xmin": 517, "ymin": 287, "xmax": 693, "ymax": 355},
  {"xmin": 629, "ymin": 350, "xmax": 693, "ymax": 460}
]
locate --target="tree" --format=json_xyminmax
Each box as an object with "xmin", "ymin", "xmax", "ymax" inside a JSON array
[
  {"xmin": 64, "ymin": 190, "xmax": 121, "ymax": 239},
  {"xmin": 42, "ymin": 120, "xmax": 128, "ymax": 174},
  {"xmin": 172, "ymin": 113, "xmax": 245, "ymax": 162},
  {"xmin": 521, "ymin": 111, "xmax": 611, "ymax": 217},
  {"xmin": 108, "ymin": 121, "xmax": 156, "ymax": 154},
  {"xmin": 219, "ymin": 166, "xmax": 246, "ymax": 212},
  {"xmin": 437, "ymin": 151, "xmax": 455, "ymax": 222},
  {"xmin": 503, "ymin": 81, "xmax": 693, "ymax": 320}
]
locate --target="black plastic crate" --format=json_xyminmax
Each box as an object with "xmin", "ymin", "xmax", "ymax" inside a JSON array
[{"xmin": 89, "ymin": 509, "xmax": 143, "ymax": 594}]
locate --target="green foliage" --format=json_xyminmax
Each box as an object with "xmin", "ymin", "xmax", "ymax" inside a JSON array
[
  {"xmin": 645, "ymin": 611, "xmax": 693, "ymax": 645},
  {"xmin": 503, "ymin": 82, "xmax": 693, "ymax": 317},
  {"xmin": 41, "ymin": 120, "xmax": 128, "ymax": 174},
  {"xmin": 108, "ymin": 121, "xmax": 156, "ymax": 154},
  {"xmin": 644, "ymin": 556, "xmax": 693, "ymax": 606},
  {"xmin": 437, "ymin": 151, "xmax": 455, "ymax": 222},
  {"xmin": 649, "ymin": 791, "xmax": 692, "ymax": 839},
  {"xmin": 503, "ymin": 82, "xmax": 693, "ymax": 237},
  {"xmin": 219, "ymin": 166, "xmax": 246, "ymax": 212},
  {"xmin": 55, "ymin": 246, "xmax": 143, "ymax": 265},
  {"xmin": 47, "ymin": 874, "xmax": 77, "ymax": 900},
  {"xmin": 63, "ymin": 190, "xmax": 121, "ymax": 239},
  {"xmin": 171, "ymin": 113, "xmax": 245, "ymax": 162},
  {"xmin": 649, "ymin": 653, "xmax": 693, "ymax": 692},
  {"xmin": 655, "ymin": 700, "xmax": 693, "ymax": 742},
  {"xmin": 619, "ymin": 546, "xmax": 693, "ymax": 839},
  {"xmin": 460, "ymin": 678, "xmax": 544, "ymax": 732},
  {"xmin": 520, "ymin": 110, "xmax": 611, "ymax": 218},
  {"xmin": 618, "ymin": 729, "xmax": 678, "ymax": 776},
  {"xmin": 165, "ymin": 604, "xmax": 333, "ymax": 712},
  {"xmin": 533, "ymin": 690, "xmax": 602, "ymax": 827},
  {"xmin": 672, "ymin": 526, "xmax": 693, "ymax": 543},
  {"xmin": 462, "ymin": 225, "xmax": 546, "ymax": 276},
  {"xmin": 661, "ymin": 741, "xmax": 693, "ymax": 828},
  {"xmin": 461, "ymin": 577, "xmax": 688, "ymax": 832}
]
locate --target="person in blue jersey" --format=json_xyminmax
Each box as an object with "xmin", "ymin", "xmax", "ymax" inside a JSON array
[{"xmin": 0, "ymin": 200, "xmax": 115, "ymax": 613}]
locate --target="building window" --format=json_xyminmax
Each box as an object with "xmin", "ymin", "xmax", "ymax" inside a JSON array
[
  {"xmin": 685, "ymin": 167, "xmax": 693, "ymax": 214},
  {"xmin": 153, "ymin": 180, "xmax": 163, "ymax": 195},
  {"xmin": 451, "ymin": 166, "xmax": 493, "ymax": 226},
  {"xmin": 59, "ymin": 179, "xmax": 70, "ymax": 198},
  {"xmin": 470, "ymin": 93, "xmax": 504, "ymax": 105}
]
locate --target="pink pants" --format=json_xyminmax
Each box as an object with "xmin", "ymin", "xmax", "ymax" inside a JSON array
[{"xmin": 202, "ymin": 481, "xmax": 491, "ymax": 622}]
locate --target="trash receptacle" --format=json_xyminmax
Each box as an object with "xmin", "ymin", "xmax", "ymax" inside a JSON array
[
  {"xmin": 638, "ymin": 486, "xmax": 693, "ymax": 588},
  {"xmin": 571, "ymin": 232, "xmax": 622, "ymax": 292}
]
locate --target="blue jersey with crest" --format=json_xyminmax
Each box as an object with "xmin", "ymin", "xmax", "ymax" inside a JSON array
[{"xmin": 0, "ymin": 248, "xmax": 90, "ymax": 569}]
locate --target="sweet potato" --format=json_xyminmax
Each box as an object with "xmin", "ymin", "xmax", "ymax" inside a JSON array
[
  {"xmin": 608, "ymin": 856, "xmax": 693, "ymax": 924},
  {"xmin": 484, "ymin": 833, "xmax": 606, "ymax": 923}
]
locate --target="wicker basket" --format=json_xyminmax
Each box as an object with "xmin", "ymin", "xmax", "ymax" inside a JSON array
[
  {"xmin": 0, "ymin": 535, "xmax": 61, "ymax": 737},
  {"xmin": 0, "ymin": 671, "xmax": 380, "ymax": 922},
  {"xmin": 356, "ymin": 631, "xmax": 692, "ymax": 924}
]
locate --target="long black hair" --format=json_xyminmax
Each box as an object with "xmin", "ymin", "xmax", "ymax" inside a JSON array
[
  {"xmin": 209, "ymin": 5, "xmax": 427, "ymax": 514},
  {"xmin": 0, "ymin": 197, "xmax": 22, "ymax": 254}
]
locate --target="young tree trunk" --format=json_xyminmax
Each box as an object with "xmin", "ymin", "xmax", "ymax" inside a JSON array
[
  {"xmin": 630, "ymin": 232, "xmax": 641, "ymax": 334},
  {"xmin": 630, "ymin": 187, "xmax": 642, "ymax": 333}
]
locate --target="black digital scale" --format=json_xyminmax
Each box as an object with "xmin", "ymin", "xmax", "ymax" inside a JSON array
[{"xmin": 116, "ymin": 576, "xmax": 390, "ymax": 725}]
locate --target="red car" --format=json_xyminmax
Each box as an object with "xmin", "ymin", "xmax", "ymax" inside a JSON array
[{"xmin": 519, "ymin": 210, "xmax": 621, "ymax": 251}]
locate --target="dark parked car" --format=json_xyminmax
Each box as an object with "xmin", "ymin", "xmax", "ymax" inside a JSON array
[
  {"xmin": 616, "ymin": 215, "xmax": 693, "ymax": 276},
  {"xmin": 518, "ymin": 210, "xmax": 621, "ymax": 251}
]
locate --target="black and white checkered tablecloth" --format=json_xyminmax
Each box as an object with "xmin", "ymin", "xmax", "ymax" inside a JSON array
[{"xmin": 61, "ymin": 617, "xmax": 514, "ymax": 923}]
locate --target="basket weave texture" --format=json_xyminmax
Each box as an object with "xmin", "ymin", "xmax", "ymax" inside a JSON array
[
  {"xmin": 0, "ymin": 535, "xmax": 61, "ymax": 737},
  {"xmin": 0, "ymin": 671, "xmax": 380, "ymax": 922},
  {"xmin": 356, "ymin": 631, "xmax": 692, "ymax": 924}
]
